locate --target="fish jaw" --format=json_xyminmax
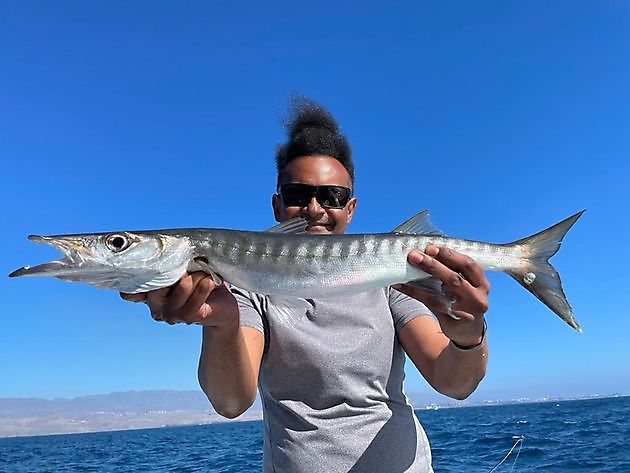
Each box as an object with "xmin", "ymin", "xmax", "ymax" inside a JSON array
[
  {"xmin": 9, "ymin": 260, "xmax": 73, "ymax": 278},
  {"xmin": 9, "ymin": 232, "xmax": 194, "ymax": 293},
  {"xmin": 9, "ymin": 235, "xmax": 91, "ymax": 278}
]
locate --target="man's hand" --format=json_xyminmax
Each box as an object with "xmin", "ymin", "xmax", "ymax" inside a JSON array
[
  {"xmin": 396, "ymin": 245, "xmax": 490, "ymax": 347},
  {"xmin": 120, "ymin": 272, "xmax": 239, "ymax": 329},
  {"xmin": 121, "ymin": 273, "xmax": 261, "ymax": 418}
]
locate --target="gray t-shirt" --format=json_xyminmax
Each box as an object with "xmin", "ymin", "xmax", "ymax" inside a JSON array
[{"xmin": 233, "ymin": 286, "xmax": 435, "ymax": 473}]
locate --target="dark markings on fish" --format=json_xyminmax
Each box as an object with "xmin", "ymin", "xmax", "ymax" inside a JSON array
[
  {"xmin": 340, "ymin": 240, "xmax": 352, "ymax": 260},
  {"xmin": 325, "ymin": 242, "xmax": 335, "ymax": 260},
  {"xmin": 357, "ymin": 237, "xmax": 368, "ymax": 258},
  {"xmin": 376, "ymin": 236, "xmax": 387, "ymax": 260},
  {"xmin": 212, "ymin": 239, "xmax": 226, "ymax": 257}
]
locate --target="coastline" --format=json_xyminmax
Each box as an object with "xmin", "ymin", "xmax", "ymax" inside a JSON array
[{"xmin": 1, "ymin": 392, "xmax": 625, "ymax": 439}]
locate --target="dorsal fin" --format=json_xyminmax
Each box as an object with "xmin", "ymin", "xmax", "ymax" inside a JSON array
[
  {"xmin": 391, "ymin": 210, "xmax": 445, "ymax": 236},
  {"xmin": 266, "ymin": 217, "xmax": 308, "ymax": 234}
]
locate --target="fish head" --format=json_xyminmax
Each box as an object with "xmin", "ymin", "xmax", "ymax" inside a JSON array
[{"xmin": 9, "ymin": 231, "xmax": 194, "ymax": 293}]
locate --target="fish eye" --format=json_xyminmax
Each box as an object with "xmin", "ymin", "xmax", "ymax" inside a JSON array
[{"xmin": 105, "ymin": 234, "xmax": 131, "ymax": 252}]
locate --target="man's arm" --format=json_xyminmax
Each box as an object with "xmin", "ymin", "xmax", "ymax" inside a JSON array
[
  {"xmin": 396, "ymin": 245, "xmax": 489, "ymax": 400},
  {"xmin": 398, "ymin": 316, "xmax": 487, "ymax": 400},
  {"xmin": 122, "ymin": 272, "xmax": 264, "ymax": 418},
  {"xmin": 198, "ymin": 324, "xmax": 263, "ymax": 418}
]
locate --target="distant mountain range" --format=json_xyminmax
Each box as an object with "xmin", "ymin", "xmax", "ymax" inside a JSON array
[
  {"xmin": 1, "ymin": 390, "xmax": 213, "ymax": 418},
  {"xmin": 0, "ymin": 390, "xmax": 262, "ymax": 438}
]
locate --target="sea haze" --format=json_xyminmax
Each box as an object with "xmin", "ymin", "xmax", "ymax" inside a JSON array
[{"xmin": 0, "ymin": 396, "xmax": 628, "ymax": 472}]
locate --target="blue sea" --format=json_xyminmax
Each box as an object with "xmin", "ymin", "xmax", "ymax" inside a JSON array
[{"xmin": 1, "ymin": 396, "xmax": 628, "ymax": 472}]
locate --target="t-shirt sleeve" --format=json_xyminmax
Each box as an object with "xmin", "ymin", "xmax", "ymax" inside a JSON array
[
  {"xmin": 230, "ymin": 285, "xmax": 265, "ymax": 333},
  {"xmin": 389, "ymin": 287, "xmax": 435, "ymax": 332}
]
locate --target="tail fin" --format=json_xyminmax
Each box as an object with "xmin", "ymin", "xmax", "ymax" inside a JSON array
[{"xmin": 505, "ymin": 211, "xmax": 584, "ymax": 332}]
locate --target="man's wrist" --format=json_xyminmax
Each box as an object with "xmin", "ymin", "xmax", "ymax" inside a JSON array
[{"xmin": 449, "ymin": 320, "xmax": 487, "ymax": 352}]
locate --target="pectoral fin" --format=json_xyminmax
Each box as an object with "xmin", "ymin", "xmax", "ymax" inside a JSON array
[
  {"xmin": 267, "ymin": 217, "xmax": 308, "ymax": 234},
  {"xmin": 189, "ymin": 257, "xmax": 224, "ymax": 286}
]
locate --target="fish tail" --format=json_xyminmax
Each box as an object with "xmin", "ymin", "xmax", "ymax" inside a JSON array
[{"xmin": 505, "ymin": 211, "xmax": 584, "ymax": 332}]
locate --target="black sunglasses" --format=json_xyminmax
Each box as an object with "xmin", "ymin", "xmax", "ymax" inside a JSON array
[{"xmin": 279, "ymin": 183, "xmax": 353, "ymax": 209}]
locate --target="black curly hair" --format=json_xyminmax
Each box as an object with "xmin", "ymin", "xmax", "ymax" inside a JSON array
[{"xmin": 275, "ymin": 96, "xmax": 354, "ymax": 187}]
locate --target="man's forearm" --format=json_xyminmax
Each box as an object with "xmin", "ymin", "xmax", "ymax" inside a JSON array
[
  {"xmin": 198, "ymin": 325, "xmax": 259, "ymax": 418},
  {"xmin": 433, "ymin": 341, "xmax": 488, "ymax": 400}
]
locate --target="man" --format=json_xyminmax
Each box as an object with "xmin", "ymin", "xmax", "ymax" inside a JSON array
[{"xmin": 123, "ymin": 98, "xmax": 489, "ymax": 472}]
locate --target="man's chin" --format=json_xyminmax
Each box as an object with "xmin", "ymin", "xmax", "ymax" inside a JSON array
[{"xmin": 306, "ymin": 225, "xmax": 334, "ymax": 234}]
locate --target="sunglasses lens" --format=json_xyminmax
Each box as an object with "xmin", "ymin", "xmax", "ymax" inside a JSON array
[
  {"xmin": 317, "ymin": 186, "xmax": 350, "ymax": 208},
  {"xmin": 281, "ymin": 184, "xmax": 311, "ymax": 207},
  {"xmin": 281, "ymin": 184, "xmax": 351, "ymax": 209}
]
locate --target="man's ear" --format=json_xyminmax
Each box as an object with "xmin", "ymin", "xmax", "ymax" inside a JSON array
[
  {"xmin": 346, "ymin": 198, "xmax": 357, "ymax": 224},
  {"xmin": 272, "ymin": 193, "xmax": 282, "ymax": 222}
]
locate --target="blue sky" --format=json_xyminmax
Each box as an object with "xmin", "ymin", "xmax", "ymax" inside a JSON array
[{"xmin": 1, "ymin": 1, "xmax": 628, "ymax": 401}]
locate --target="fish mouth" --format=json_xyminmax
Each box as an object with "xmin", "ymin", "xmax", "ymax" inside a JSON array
[{"xmin": 8, "ymin": 235, "xmax": 85, "ymax": 278}]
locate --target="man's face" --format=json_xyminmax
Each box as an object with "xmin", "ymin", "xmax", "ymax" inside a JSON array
[{"xmin": 272, "ymin": 155, "xmax": 357, "ymax": 234}]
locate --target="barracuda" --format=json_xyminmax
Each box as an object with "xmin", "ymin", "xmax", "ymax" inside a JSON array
[{"xmin": 9, "ymin": 210, "xmax": 584, "ymax": 331}]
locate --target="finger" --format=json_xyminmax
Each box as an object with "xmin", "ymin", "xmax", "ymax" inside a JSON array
[
  {"xmin": 411, "ymin": 250, "xmax": 474, "ymax": 297},
  {"xmin": 204, "ymin": 284, "xmax": 234, "ymax": 314},
  {"xmin": 142, "ymin": 287, "xmax": 169, "ymax": 322},
  {"xmin": 407, "ymin": 250, "xmax": 427, "ymax": 267},
  {"xmin": 166, "ymin": 275, "xmax": 194, "ymax": 314},
  {"xmin": 444, "ymin": 282, "xmax": 489, "ymax": 315},
  {"xmin": 170, "ymin": 272, "xmax": 211, "ymax": 312},
  {"xmin": 120, "ymin": 292, "xmax": 147, "ymax": 303},
  {"xmin": 407, "ymin": 252, "xmax": 489, "ymax": 315},
  {"xmin": 427, "ymin": 245, "xmax": 488, "ymax": 290},
  {"xmin": 145, "ymin": 287, "xmax": 170, "ymax": 311},
  {"xmin": 179, "ymin": 276, "xmax": 216, "ymax": 322},
  {"xmin": 440, "ymin": 283, "xmax": 458, "ymax": 301}
]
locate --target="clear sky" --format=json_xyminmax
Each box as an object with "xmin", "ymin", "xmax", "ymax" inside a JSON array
[{"xmin": 1, "ymin": 1, "xmax": 628, "ymax": 401}]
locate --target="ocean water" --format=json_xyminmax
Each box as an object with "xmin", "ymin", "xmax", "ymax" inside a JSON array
[{"xmin": 1, "ymin": 396, "xmax": 628, "ymax": 472}]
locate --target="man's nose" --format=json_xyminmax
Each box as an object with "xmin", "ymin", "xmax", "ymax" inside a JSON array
[{"xmin": 303, "ymin": 196, "xmax": 325, "ymax": 217}]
